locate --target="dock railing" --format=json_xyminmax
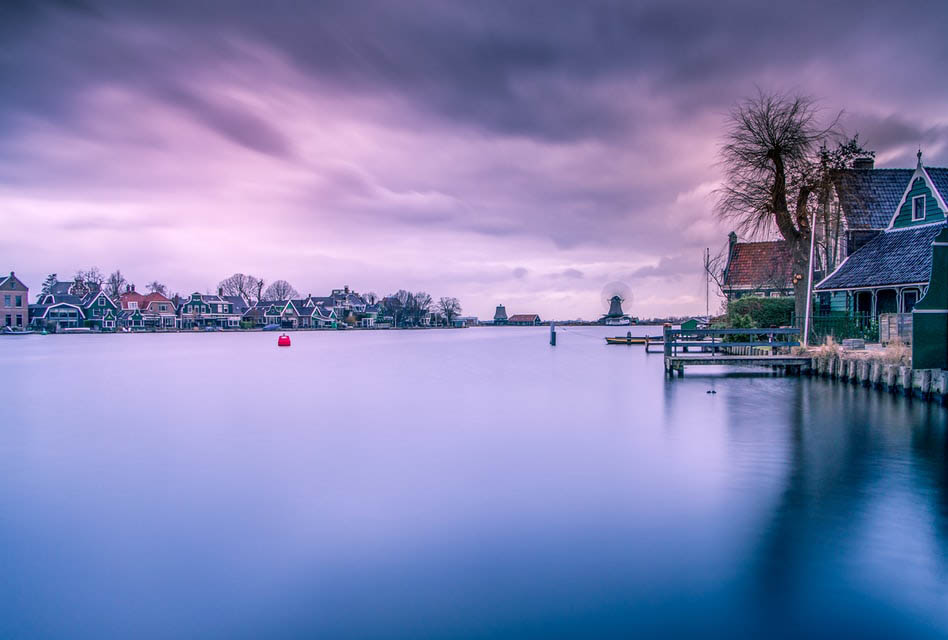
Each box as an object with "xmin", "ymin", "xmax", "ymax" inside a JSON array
[{"xmin": 663, "ymin": 327, "xmax": 801, "ymax": 358}]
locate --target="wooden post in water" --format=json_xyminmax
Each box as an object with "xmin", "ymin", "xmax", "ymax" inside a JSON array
[{"xmin": 550, "ymin": 321, "xmax": 556, "ymax": 346}]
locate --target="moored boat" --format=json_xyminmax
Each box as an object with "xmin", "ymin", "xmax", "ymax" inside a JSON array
[
  {"xmin": 605, "ymin": 334, "xmax": 662, "ymax": 345},
  {"xmin": 1, "ymin": 326, "xmax": 35, "ymax": 335}
]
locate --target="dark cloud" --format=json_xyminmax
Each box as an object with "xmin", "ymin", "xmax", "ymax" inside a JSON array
[
  {"xmin": 2, "ymin": 0, "xmax": 948, "ymax": 318},
  {"xmin": 844, "ymin": 113, "xmax": 948, "ymax": 164},
  {"xmin": 6, "ymin": 1, "xmax": 948, "ymax": 145},
  {"xmin": 158, "ymin": 85, "xmax": 294, "ymax": 159}
]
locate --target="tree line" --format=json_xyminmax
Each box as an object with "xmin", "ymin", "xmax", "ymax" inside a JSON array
[{"xmin": 37, "ymin": 269, "xmax": 463, "ymax": 323}]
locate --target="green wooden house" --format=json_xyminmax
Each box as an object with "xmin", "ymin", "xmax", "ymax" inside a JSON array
[
  {"xmin": 815, "ymin": 152, "xmax": 948, "ymax": 317},
  {"xmin": 82, "ymin": 289, "xmax": 119, "ymax": 330}
]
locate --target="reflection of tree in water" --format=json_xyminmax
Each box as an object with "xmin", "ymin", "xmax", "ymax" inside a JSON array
[{"xmin": 737, "ymin": 380, "xmax": 948, "ymax": 635}]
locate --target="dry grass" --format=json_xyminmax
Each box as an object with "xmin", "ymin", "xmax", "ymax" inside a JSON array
[
  {"xmin": 804, "ymin": 336, "xmax": 911, "ymax": 367},
  {"xmin": 812, "ymin": 336, "xmax": 842, "ymax": 359},
  {"xmin": 880, "ymin": 339, "xmax": 911, "ymax": 366}
]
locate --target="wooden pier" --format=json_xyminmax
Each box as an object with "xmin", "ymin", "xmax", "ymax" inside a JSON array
[{"xmin": 663, "ymin": 327, "xmax": 807, "ymax": 376}]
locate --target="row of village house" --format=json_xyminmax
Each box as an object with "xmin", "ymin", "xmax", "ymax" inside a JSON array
[
  {"xmin": 0, "ymin": 279, "xmax": 397, "ymax": 331},
  {"xmin": 720, "ymin": 152, "xmax": 948, "ymax": 319}
]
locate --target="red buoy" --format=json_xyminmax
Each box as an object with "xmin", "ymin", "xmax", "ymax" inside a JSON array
[{"xmin": 278, "ymin": 334, "xmax": 291, "ymax": 347}]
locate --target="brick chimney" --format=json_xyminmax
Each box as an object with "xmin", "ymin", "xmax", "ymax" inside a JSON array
[
  {"xmin": 852, "ymin": 157, "xmax": 874, "ymax": 170},
  {"xmin": 218, "ymin": 287, "xmax": 223, "ymax": 297}
]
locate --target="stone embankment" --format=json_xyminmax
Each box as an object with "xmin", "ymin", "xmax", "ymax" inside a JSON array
[
  {"xmin": 807, "ymin": 353, "xmax": 947, "ymax": 404},
  {"xmin": 723, "ymin": 345, "xmax": 946, "ymax": 404}
]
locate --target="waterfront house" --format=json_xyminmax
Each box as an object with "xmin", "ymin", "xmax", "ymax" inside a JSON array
[
  {"xmin": 30, "ymin": 297, "xmax": 84, "ymax": 330},
  {"xmin": 815, "ymin": 152, "xmax": 948, "ymax": 317},
  {"xmin": 82, "ymin": 287, "xmax": 119, "ymax": 330},
  {"xmin": 722, "ymin": 233, "xmax": 794, "ymax": 300},
  {"xmin": 119, "ymin": 285, "xmax": 146, "ymax": 311},
  {"xmin": 178, "ymin": 291, "xmax": 241, "ymax": 329},
  {"xmin": 298, "ymin": 296, "xmax": 337, "ymax": 328},
  {"xmin": 141, "ymin": 292, "xmax": 178, "ymax": 329},
  {"xmin": 1, "ymin": 271, "xmax": 29, "ymax": 329},
  {"xmin": 243, "ymin": 301, "xmax": 285, "ymax": 327},
  {"xmin": 119, "ymin": 285, "xmax": 148, "ymax": 330},
  {"xmin": 508, "ymin": 314, "xmax": 541, "ymax": 326},
  {"xmin": 493, "ymin": 304, "xmax": 508, "ymax": 325},
  {"xmin": 223, "ymin": 295, "xmax": 249, "ymax": 320},
  {"xmin": 360, "ymin": 303, "xmax": 380, "ymax": 328},
  {"xmin": 30, "ymin": 278, "xmax": 118, "ymax": 331}
]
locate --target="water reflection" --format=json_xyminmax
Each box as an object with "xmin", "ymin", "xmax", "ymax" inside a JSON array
[{"xmin": 1, "ymin": 330, "xmax": 947, "ymax": 638}]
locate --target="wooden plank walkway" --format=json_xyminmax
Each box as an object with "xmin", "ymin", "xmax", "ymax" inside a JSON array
[
  {"xmin": 662, "ymin": 327, "xmax": 806, "ymax": 377},
  {"xmin": 664, "ymin": 354, "xmax": 812, "ymax": 376}
]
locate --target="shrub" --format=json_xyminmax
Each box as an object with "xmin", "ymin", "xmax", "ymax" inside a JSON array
[{"xmin": 727, "ymin": 296, "xmax": 794, "ymax": 328}]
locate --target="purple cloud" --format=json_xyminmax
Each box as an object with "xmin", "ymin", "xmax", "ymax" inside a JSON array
[{"xmin": 1, "ymin": 1, "xmax": 948, "ymax": 319}]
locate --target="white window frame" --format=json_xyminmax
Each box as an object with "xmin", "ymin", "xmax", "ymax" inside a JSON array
[{"xmin": 912, "ymin": 195, "xmax": 926, "ymax": 221}]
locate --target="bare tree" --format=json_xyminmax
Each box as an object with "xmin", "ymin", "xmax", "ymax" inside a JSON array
[
  {"xmin": 436, "ymin": 297, "xmax": 462, "ymax": 324},
  {"xmin": 219, "ymin": 273, "xmax": 256, "ymax": 301},
  {"xmin": 703, "ymin": 243, "xmax": 730, "ymax": 297},
  {"xmin": 73, "ymin": 267, "xmax": 104, "ymax": 297},
  {"xmin": 146, "ymin": 281, "xmax": 167, "ymax": 295},
  {"xmin": 716, "ymin": 90, "xmax": 869, "ymax": 321},
  {"xmin": 249, "ymin": 276, "xmax": 265, "ymax": 304},
  {"xmin": 263, "ymin": 279, "xmax": 298, "ymax": 301},
  {"xmin": 106, "ymin": 270, "xmax": 127, "ymax": 299},
  {"xmin": 364, "ymin": 291, "xmax": 379, "ymax": 305}
]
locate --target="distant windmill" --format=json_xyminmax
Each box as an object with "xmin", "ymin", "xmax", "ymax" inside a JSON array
[{"xmin": 599, "ymin": 282, "xmax": 633, "ymax": 325}]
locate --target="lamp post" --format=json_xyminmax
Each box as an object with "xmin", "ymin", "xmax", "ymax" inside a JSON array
[{"xmin": 803, "ymin": 200, "xmax": 818, "ymax": 348}]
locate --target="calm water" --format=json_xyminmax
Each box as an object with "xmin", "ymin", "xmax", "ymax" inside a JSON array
[{"xmin": 2, "ymin": 327, "xmax": 947, "ymax": 639}]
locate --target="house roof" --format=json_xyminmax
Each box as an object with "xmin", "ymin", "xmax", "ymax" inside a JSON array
[
  {"xmin": 29, "ymin": 299, "xmax": 85, "ymax": 318},
  {"xmin": 508, "ymin": 314, "xmax": 540, "ymax": 322},
  {"xmin": 49, "ymin": 281, "xmax": 73, "ymax": 295},
  {"xmin": 723, "ymin": 240, "xmax": 794, "ymax": 290},
  {"xmin": 43, "ymin": 294, "xmax": 84, "ymax": 306},
  {"xmin": 222, "ymin": 296, "xmax": 248, "ymax": 313},
  {"xmin": 815, "ymin": 223, "xmax": 946, "ymax": 290},
  {"xmin": 926, "ymin": 168, "xmax": 948, "ymax": 204},
  {"xmin": 0, "ymin": 272, "xmax": 27, "ymax": 291},
  {"xmin": 835, "ymin": 169, "xmax": 914, "ymax": 230},
  {"xmin": 120, "ymin": 290, "xmax": 146, "ymax": 310}
]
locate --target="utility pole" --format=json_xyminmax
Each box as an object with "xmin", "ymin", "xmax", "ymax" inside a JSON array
[
  {"xmin": 803, "ymin": 202, "xmax": 818, "ymax": 348},
  {"xmin": 705, "ymin": 247, "xmax": 710, "ymax": 321}
]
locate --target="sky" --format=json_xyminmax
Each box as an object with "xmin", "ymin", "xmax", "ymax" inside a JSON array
[{"xmin": 2, "ymin": 0, "xmax": 948, "ymax": 320}]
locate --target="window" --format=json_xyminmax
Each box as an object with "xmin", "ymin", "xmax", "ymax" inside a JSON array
[
  {"xmin": 15, "ymin": 295, "xmax": 22, "ymax": 307},
  {"xmin": 98, "ymin": 297, "xmax": 105, "ymax": 306},
  {"xmin": 912, "ymin": 195, "xmax": 926, "ymax": 221},
  {"xmin": 3, "ymin": 295, "xmax": 9, "ymax": 307},
  {"xmin": 4, "ymin": 314, "xmax": 10, "ymax": 326},
  {"xmin": 129, "ymin": 301, "xmax": 138, "ymax": 309},
  {"xmin": 15, "ymin": 314, "xmax": 22, "ymax": 327}
]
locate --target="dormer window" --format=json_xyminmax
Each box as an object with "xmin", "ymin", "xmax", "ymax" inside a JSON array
[{"xmin": 912, "ymin": 195, "xmax": 926, "ymax": 221}]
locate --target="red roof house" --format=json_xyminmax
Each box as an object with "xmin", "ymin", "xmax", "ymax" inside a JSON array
[
  {"xmin": 722, "ymin": 232, "xmax": 794, "ymax": 300},
  {"xmin": 119, "ymin": 285, "xmax": 146, "ymax": 310}
]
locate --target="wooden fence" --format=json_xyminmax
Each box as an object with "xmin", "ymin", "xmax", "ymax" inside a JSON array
[{"xmin": 879, "ymin": 313, "xmax": 912, "ymax": 345}]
